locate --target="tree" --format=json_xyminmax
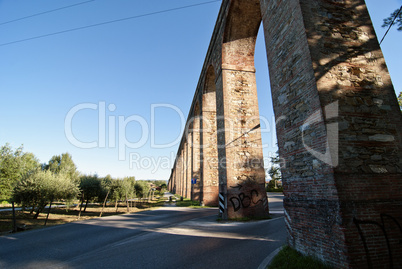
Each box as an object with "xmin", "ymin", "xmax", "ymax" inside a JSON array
[
  {"xmin": 382, "ymin": 6, "xmax": 402, "ymax": 31},
  {"xmin": 13, "ymin": 169, "xmax": 79, "ymax": 219},
  {"xmin": 267, "ymin": 152, "xmax": 282, "ymax": 190},
  {"xmin": 44, "ymin": 153, "xmax": 79, "ymax": 183},
  {"xmin": 79, "ymin": 174, "xmax": 103, "ymax": 212},
  {"xmin": 99, "ymin": 175, "xmax": 113, "ymax": 217},
  {"xmin": 134, "ymin": 180, "xmax": 150, "ymax": 198},
  {"xmin": 108, "ymin": 178, "xmax": 135, "ymax": 212},
  {"xmin": 0, "ymin": 144, "xmax": 40, "ymax": 201}
]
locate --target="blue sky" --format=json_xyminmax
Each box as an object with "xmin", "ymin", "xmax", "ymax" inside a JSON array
[{"xmin": 0, "ymin": 0, "xmax": 401, "ymax": 180}]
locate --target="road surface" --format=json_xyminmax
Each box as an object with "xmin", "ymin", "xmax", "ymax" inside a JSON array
[{"xmin": 0, "ymin": 205, "xmax": 286, "ymax": 269}]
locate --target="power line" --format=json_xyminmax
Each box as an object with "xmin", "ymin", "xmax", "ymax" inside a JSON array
[
  {"xmin": 0, "ymin": 0, "xmax": 95, "ymax": 26},
  {"xmin": 380, "ymin": 5, "xmax": 402, "ymax": 45},
  {"xmin": 0, "ymin": 0, "xmax": 221, "ymax": 47}
]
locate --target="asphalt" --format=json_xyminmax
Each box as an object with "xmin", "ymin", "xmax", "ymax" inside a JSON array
[{"xmin": 0, "ymin": 193, "xmax": 286, "ymax": 269}]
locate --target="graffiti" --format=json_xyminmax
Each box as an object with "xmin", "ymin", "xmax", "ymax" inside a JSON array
[
  {"xmin": 229, "ymin": 188, "xmax": 264, "ymax": 212},
  {"xmin": 354, "ymin": 214, "xmax": 402, "ymax": 269}
]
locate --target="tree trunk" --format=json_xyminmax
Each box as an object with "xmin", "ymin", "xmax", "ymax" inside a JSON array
[
  {"xmin": 12, "ymin": 202, "xmax": 17, "ymax": 233},
  {"xmin": 30, "ymin": 202, "xmax": 35, "ymax": 214},
  {"xmin": 33, "ymin": 205, "xmax": 43, "ymax": 219},
  {"xmin": 84, "ymin": 199, "xmax": 89, "ymax": 212},
  {"xmin": 44, "ymin": 200, "xmax": 53, "ymax": 226},
  {"xmin": 126, "ymin": 193, "xmax": 129, "ymax": 213},
  {"xmin": 78, "ymin": 193, "xmax": 84, "ymax": 219},
  {"xmin": 115, "ymin": 200, "xmax": 119, "ymax": 212},
  {"xmin": 99, "ymin": 189, "xmax": 110, "ymax": 217}
]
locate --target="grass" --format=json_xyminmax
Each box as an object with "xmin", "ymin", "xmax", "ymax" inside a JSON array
[
  {"xmin": 172, "ymin": 195, "xmax": 213, "ymax": 208},
  {"xmin": 0, "ymin": 196, "xmax": 167, "ymax": 235},
  {"xmin": 175, "ymin": 199, "xmax": 203, "ymax": 207},
  {"xmin": 266, "ymin": 188, "xmax": 283, "ymax": 193},
  {"xmin": 268, "ymin": 246, "xmax": 334, "ymax": 269}
]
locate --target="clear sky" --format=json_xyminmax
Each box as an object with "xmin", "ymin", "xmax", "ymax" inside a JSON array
[{"xmin": 0, "ymin": 0, "xmax": 401, "ymax": 180}]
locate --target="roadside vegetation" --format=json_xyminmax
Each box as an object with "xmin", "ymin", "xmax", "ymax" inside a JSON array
[
  {"xmin": 268, "ymin": 246, "xmax": 333, "ymax": 269},
  {"xmin": 171, "ymin": 195, "xmax": 211, "ymax": 208},
  {"xmin": 266, "ymin": 151, "xmax": 283, "ymax": 193},
  {"xmin": 0, "ymin": 143, "xmax": 168, "ymax": 234}
]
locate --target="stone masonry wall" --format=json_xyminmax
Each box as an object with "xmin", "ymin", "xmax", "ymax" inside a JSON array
[{"xmin": 261, "ymin": 0, "xmax": 402, "ymax": 267}]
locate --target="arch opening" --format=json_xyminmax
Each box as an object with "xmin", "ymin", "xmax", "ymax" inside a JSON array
[{"xmin": 220, "ymin": 0, "xmax": 269, "ymax": 219}]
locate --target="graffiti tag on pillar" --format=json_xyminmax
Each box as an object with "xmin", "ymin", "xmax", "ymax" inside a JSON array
[
  {"xmin": 353, "ymin": 214, "xmax": 402, "ymax": 269},
  {"xmin": 229, "ymin": 189, "xmax": 264, "ymax": 212}
]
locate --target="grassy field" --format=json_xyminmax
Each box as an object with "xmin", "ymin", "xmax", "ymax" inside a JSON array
[
  {"xmin": 268, "ymin": 246, "xmax": 334, "ymax": 269},
  {"xmin": 0, "ymin": 198, "xmax": 166, "ymax": 235}
]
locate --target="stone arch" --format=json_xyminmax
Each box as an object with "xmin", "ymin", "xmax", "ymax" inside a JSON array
[
  {"xmin": 222, "ymin": 0, "xmax": 261, "ymax": 70},
  {"xmin": 219, "ymin": 0, "xmax": 267, "ymax": 219}
]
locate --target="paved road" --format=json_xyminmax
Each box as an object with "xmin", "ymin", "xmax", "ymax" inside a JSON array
[
  {"xmin": 0, "ymin": 206, "xmax": 286, "ymax": 269},
  {"xmin": 267, "ymin": 192, "xmax": 285, "ymax": 213}
]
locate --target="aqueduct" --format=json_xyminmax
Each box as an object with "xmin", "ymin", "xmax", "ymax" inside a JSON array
[{"xmin": 167, "ymin": 0, "xmax": 402, "ymax": 268}]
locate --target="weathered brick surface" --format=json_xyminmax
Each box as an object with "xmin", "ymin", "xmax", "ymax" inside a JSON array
[
  {"xmin": 191, "ymin": 105, "xmax": 202, "ymax": 201},
  {"xmin": 168, "ymin": 0, "xmax": 402, "ymax": 267}
]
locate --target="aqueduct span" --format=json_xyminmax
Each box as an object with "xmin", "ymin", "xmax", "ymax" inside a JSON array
[{"xmin": 167, "ymin": 0, "xmax": 402, "ymax": 268}]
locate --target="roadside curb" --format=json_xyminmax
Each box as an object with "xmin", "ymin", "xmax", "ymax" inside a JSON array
[{"xmin": 257, "ymin": 246, "xmax": 283, "ymax": 269}]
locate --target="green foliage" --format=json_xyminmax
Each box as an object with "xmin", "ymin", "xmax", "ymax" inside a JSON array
[
  {"xmin": 268, "ymin": 166, "xmax": 281, "ymax": 181},
  {"xmin": 13, "ymin": 169, "xmax": 79, "ymax": 218},
  {"xmin": 44, "ymin": 153, "xmax": 79, "ymax": 183},
  {"xmin": 109, "ymin": 177, "xmax": 136, "ymax": 201},
  {"xmin": 382, "ymin": 7, "xmax": 402, "ymax": 31},
  {"xmin": 266, "ymin": 151, "xmax": 282, "ymax": 192},
  {"xmin": 134, "ymin": 180, "xmax": 150, "ymax": 198},
  {"xmin": 80, "ymin": 174, "xmax": 103, "ymax": 203},
  {"xmin": 268, "ymin": 246, "xmax": 333, "ymax": 269},
  {"xmin": 0, "ymin": 144, "xmax": 40, "ymax": 201},
  {"xmin": 151, "ymin": 180, "xmax": 167, "ymax": 187}
]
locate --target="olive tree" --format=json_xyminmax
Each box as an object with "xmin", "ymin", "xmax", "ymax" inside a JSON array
[
  {"xmin": 0, "ymin": 144, "xmax": 40, "ymax": 201},
  {"xmin": 79, "ymin": 174, "xmax": 103, "ymax": 212},
  {"xmin": 44, "ymin": 153, "xmax": 79, "ymax": 183},
  {"xmin": 13, "ymin": 169, "xmax": 79, "ymax": 219}
]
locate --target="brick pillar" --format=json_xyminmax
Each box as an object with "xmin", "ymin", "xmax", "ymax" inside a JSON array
[
  {"xmin": 180, "ymin": 149, "xmax": 185, "ymax": 197},
  {"xmin": 260, "ymin": 0, "xmax": 402, "ymax": 267},
  {"xmin": 201, "ymin": 67, "xmax": 219, "ymax": 206},
  {"xmin": 177, "ymin": 151, "xmax": 182, "ymax": 197},
  {"xmin": 183, "ymin": 142, "xmax": 188, "ymax": 198},
  {"xmin": 186, "ymin": 137, "xmax": 192, "ymax": 199},
  {"xmin": 219, "ymin": 67, "xmax": 268, "ymax": 219},
  {"xmin": 173, "ymin": 167, "xmax": 177, "ymax": 194},
  {"xmin": 192, "ymin": 108, "xmax": 202, "ymax": 202},
  {"xmin": 168, "ymin": 172, "xmax": 172, "ymax": 192},
  {"xmin": 172, "ymin": 168, "xmax": 176, "ymax": 193}
]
